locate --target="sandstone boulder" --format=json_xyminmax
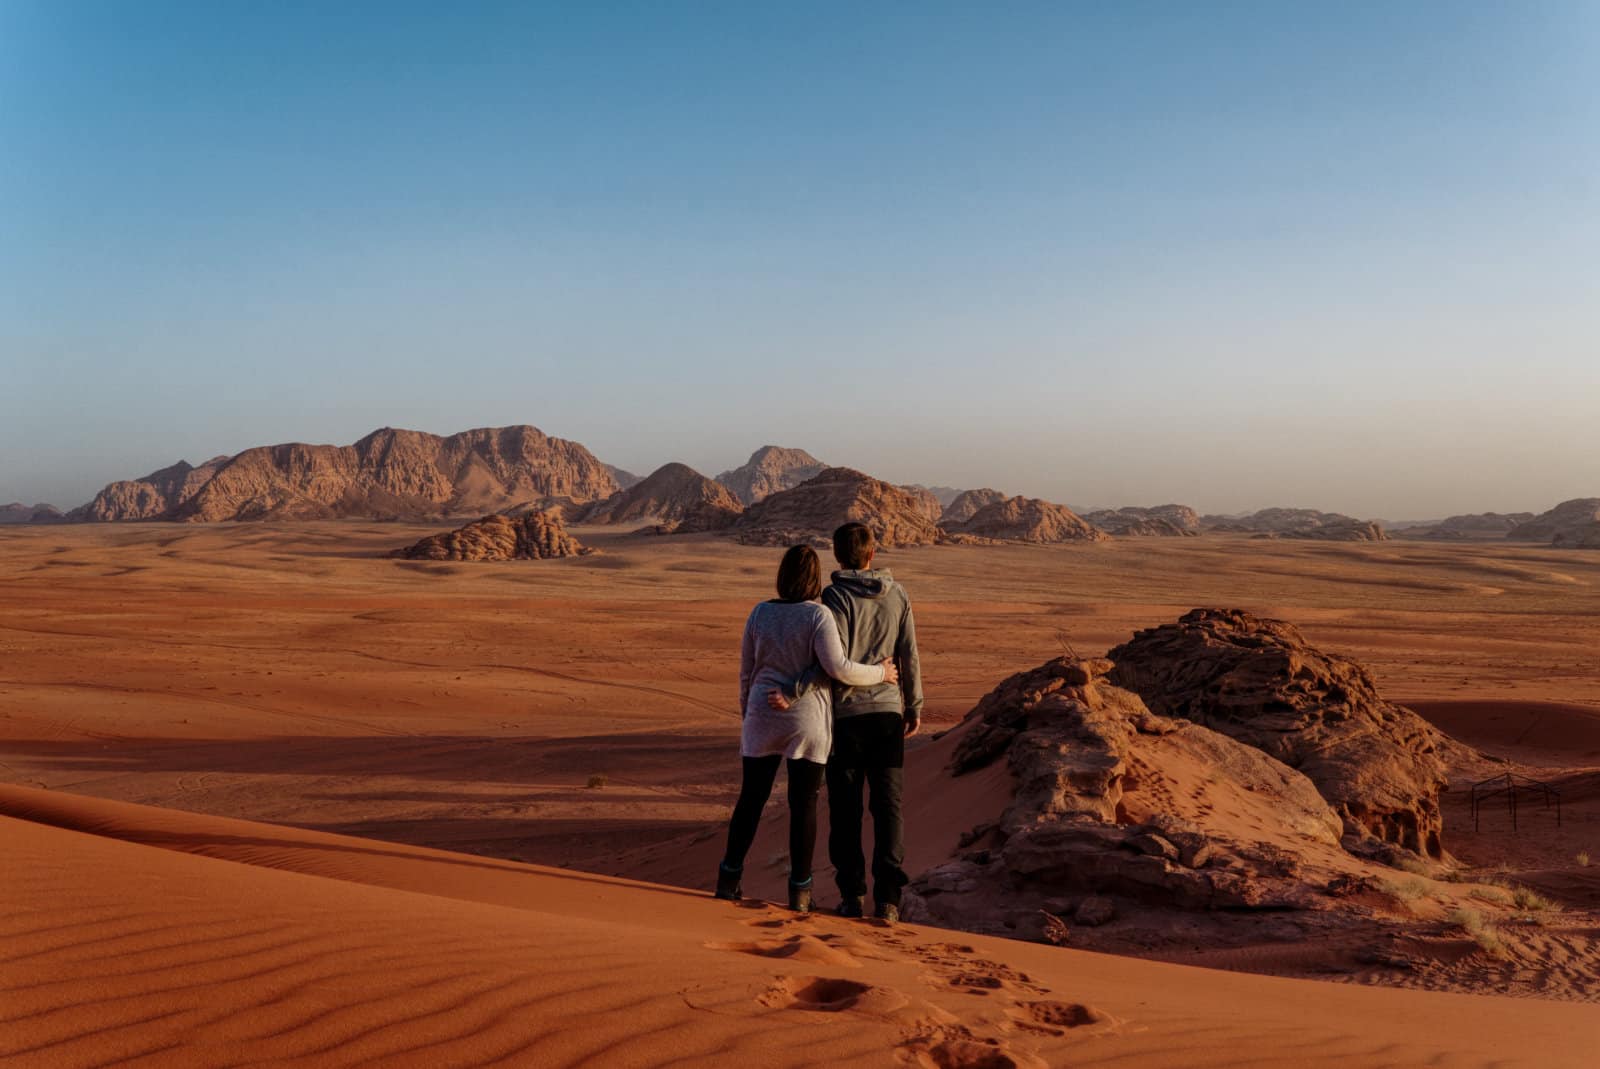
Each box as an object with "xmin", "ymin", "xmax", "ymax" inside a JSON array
[
  {"xmin": 734, "ymin": 467, "xmax": 941, "ymax": 548},
  {"xmin": 391, "ymin": 511, "xmax": 588, "ymax": 561},
  {"xmin": 1108, "ymin": 608, "xmax": 1448, "ymax": 856}
]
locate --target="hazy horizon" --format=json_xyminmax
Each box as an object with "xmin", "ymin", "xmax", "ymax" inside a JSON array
[{"xmin": 4, "ymin": 3, "xmax": 1597, "ymax": 519}]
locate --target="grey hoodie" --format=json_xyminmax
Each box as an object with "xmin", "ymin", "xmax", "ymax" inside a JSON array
[{"xmin": 816, "ymin": 568, "xmax": 924, "ymax": 725}]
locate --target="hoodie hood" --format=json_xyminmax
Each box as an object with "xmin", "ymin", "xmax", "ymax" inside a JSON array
[{"xmin": 831, "ymin": 568, "xmax": 895, "ymax": 599}]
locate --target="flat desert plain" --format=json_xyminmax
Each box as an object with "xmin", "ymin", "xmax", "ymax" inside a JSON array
[{"xmin": 4, "ymin": 522, "xmax": 1600, "ymax": 1067}]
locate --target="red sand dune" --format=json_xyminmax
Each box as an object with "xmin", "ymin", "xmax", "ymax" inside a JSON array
[{"xmin": 6, "ymin": 784, "xmax": 1599, "ymax": 1068}]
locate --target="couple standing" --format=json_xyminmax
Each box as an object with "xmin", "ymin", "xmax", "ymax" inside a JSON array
[{"xmin": 717, "ymin": 522, "xmax": 922, "ymax": 921}]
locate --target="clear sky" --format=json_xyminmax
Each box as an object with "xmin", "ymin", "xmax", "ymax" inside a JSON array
[{"xmin": 3, "ymin": 2, "xmax": 1596, "ymax": 519}]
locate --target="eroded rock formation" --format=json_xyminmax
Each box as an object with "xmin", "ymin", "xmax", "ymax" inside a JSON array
[
  {"xmin": 1108, "ymin": 608, "xmax": 1449, "ymax": 857},
  {"xmin": 715, "ymin": 446, "xmax": 827, "ymax": 506},
  {"xmin": 580, "ymin": 463, "xmax": 742, "ymax": 532},
  {"xmin": 77, "ymin": 426, "xmax": 617, "ymax": 523},
  {"xmin": 391, "ymin": 511, "xmax": 588, "ymax": 561},
  {"xmin": 1085, "ymin": 505, "xmax": 1201, "ymax": 537},
  {"xmin": 940, "ymin": 488, "xmax": 1007, "ymax": 526},
  {"xmin": 734, "ymin": 467, "xmax": 941, "ymax": 548},
  {"xmin": 941, "ymin": 496, "xmax": 1107, "ymax": 544}
]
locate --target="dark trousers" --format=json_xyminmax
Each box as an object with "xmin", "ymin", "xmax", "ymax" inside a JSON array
[
  {"xmin": 722, "ymin": 755, "xmax": 825, "ymax": 883},
  {"xmin": 826, "ymin": 714, "xmax": 908, "ymax": 907}
]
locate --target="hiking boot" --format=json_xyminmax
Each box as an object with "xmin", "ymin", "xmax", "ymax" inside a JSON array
[
  {"xmin": 714, "ymin": 863, "xmax": 743, "ymax": 901},
  {"xmin": 788, "ymin": 877, "xmax": 813, "ymax": 913},
  {"xmin": 836, "ymin": 896, "xmax": 864, "ymax": 918},
  {"xmin": 874, "ymin": 902, "xmax": 900, "ymax": 924}
]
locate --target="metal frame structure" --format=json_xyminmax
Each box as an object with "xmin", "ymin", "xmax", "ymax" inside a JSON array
[{"xmin": 1469, "ymin": 771, "xmax": 1561, "ymax": 832}]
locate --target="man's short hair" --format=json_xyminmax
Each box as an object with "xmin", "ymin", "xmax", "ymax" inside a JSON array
[{"xmin": 832, "ymin": 523, "xmax": 875, "ymax": 569}]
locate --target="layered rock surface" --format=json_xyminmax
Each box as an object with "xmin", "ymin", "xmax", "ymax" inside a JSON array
[
  {"xmin": 942, "ymin": 496, "xmax": 1108, "ymax": 544},
  {"xmin": 579, "ymin": 463, "xmax": 742, "ymax": 532},
  {"xmin": 1108, "ymin": 609, "xmax": 1449, "ymax": 857},
  {"xmin": 77, "ymin": 426, "xmax": 617, "ymax": 523},
  {"xmin": 391, "ymin": 511, "xmax": 588, "ymax": 561},
  {"xmin": 734, "ymin": 467, "xmax": 941, "ymax": 547},
  {"xmin": 715, "ymin": 446, "xmax": 827, "ymax": 505},
  {"xmin": 911, "ymin": 657, "xmax": 1371, "ymax": 943}
]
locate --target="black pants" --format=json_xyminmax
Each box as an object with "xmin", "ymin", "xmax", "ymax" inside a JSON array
[
  {"xmin": 722, "ymin": 755, "xmax": 826, "ymax": 883},
  {"xmin": 827, "ymin": 714, "xmax": 908, "ymax": 908}
]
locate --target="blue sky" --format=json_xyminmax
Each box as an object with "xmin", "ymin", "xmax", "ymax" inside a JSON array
[{"xmin": 3, "ymin": 2, "xmax": 1596, "ymax": 517}]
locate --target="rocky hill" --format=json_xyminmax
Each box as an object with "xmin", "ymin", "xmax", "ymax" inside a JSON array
[
  {"xmin": 1553, "ymin": 522, "xmax": 1600, "ymax": 549},
  {"xmin": 391, "ymin": 511, "xmax": 588, "ymax": 561},
  {"xmin": 908, "ymin": 485, "xmax": 963, "ymax": 509},
  {"xmin": 0, "ymin": 503, "xmax": 65, "ymax": 524},
  {"xmin": 1203, "ymin": 507, "xmax": 1371, "ymax": 535},
  {"xmin": 604, "ymin": 465, "xmax": 643, "ymax": 490},
  {"xmin": 1086, "ymin": 505, "xmax": 1201, "ymax": 537},
  {"xmin": 715, "ymin": 446, "xmax": 827, "ymax": 505},
  {"xmin": 733, "ymin": 467, "xmax": 941, "ymax": 547},
  {"xmin": 579, "ymin": 463, "xmax": 742, "ymax": 532},
  {"xmin": 940, "ymin": 488, "xmax": 1007, "ymax": 526},
  {"xmin": 1412, "ymin": 511, "xmax": 1535, "ymax": 539},
  {"xmin": 1508, "ymin": 498, "xmax": 1600, "ymax": 544},
  {"xmin": 1108, "ymin": 608, "xmax": 1450, "ymax": 858},
  {"xmin": 942, "ymin": 496, "xmax": 1108, "ymax": 544},
  {"xmin": 75, "ymin": 426, "xmax": 618, "ymax": 523},
  {"xmin": 1254, "ymin": 521, "xmax": 1389, "ymax": 542}
]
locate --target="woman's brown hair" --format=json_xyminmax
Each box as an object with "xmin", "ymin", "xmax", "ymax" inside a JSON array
[{"xmin": 775, "ymin": 544, "xmax": 823, "ymax": 603}]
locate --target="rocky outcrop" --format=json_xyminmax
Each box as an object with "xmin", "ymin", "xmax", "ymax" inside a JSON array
[
  {"xmin": 715, "ymin": 446, "xmax": 827, "ymax": 506},
  {"xmin": 1553, "ymin": 521, "xmax": 1600, "ymax": 549},
  {"xmin": 1411, "ymin": 512, "xmax": 1535, "ymax": 539},
  {"xmin": 901, "ymin": 485, "xmax": 944, "ymax": 523},
  {"xmin": 941, "ymin": 496, "xmax": 1108, "ymax": 544},
  {"xmin": 734, "ymin": 467, "xmax": 941, "ymax": 548},
  {"xmin": 940, "ymin": 488, "xmax": 1007, "ymax": 526},
  {"xmin": 911, "ymin": 657, "xmax": 1368, "ymax": 941},
  {"xmin": 78, "ymin": 426, "xmax": 617, "ymax": 523},
  {"xmin": 1203, "ymin": 507, "xmax": 1370, "ymax": 535},
  {"xmin": 605, "ymin": 465, "xmax": 643, "ymax": 490},
  {"xmin": 1256, "ymin": 521, "xmax": 1389, "ymax": 542},
  {"xmin": 1085, "ymin": 505, "xmax": 1201, "ymax": 537},
  {"xmin": 908, "ymin": 485, "xmax": 963, "ymax": 509},
  {"xmin": 1508, "ymin": 499, "xmax": 1600, "ymax": 544},
  {"xmin": 75, "ymin": 456, "xmax": 230, "ymax": 521},
  {"xmin": 0, "ymin": 503, "xmax": 65, "ymax": 524},
  {"xmin": 391, "ymin": 511, "xmax": 588, "ymax": 561},
  {"xmin": 579, "ymin": 463, "xmax": 742, "ymax": 532},
  {"xmin": 1108, "ymin": 609, "xmax": 1449, "ymax": 857}
]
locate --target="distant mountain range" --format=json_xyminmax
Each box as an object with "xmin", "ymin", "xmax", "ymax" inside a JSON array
[{"xmin": 18, "ymin": 425, "xmax": 1597, "ymax": 551}]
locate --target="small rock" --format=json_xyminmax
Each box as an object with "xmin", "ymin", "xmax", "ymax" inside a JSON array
[{"xmin": 1127, "ymin": 833, "xmax": 1180, "ymax": 861}]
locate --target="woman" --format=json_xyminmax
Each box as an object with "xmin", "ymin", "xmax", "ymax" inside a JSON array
[{"xmin": 716, "ymin": 544, "xmax": 897, "ymax": 912}]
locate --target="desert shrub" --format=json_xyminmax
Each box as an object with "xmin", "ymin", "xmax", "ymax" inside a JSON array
[
  {"xmin": 586, "ymin": 773, "xmax": 608, "ymax": 789},
  {"xmin": 1449, "ymin": 908, "xmax": 1507, "ymax": 959},
  {"xmin": 1392, "ymin": 855, "xmax": 1431, "ymax": 876},
  {"xmin": 1577, "ymin": 852, "xmax": 1591, "ymax": 868},
  {"xmin": 1380, "ymin": 876, "xmax": 1429, "ymax": 903},
  {"xmin": 1511, "ymin": 885, "xmax": 1559, "ymax": 912}
]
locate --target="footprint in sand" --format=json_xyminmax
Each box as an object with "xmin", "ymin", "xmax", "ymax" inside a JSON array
[
  {"xmin": 1008, "ymin": 999, "xmax": 1117, "ymax": 1037},
  {"xmin": 758, "ymin": 974, "xmax": 959, "ymax": 1031},
  {"xmin": 704, "ymin": 933, "xmax": 862, "ymax": 968},
  {"xmin": 896, "ymin": 1036, "xmax": 1049, "ymax": 1069}
]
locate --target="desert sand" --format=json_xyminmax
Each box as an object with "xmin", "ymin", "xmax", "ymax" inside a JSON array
[{"xmin": 4, "ymin": 522, "xmax": 1600, "ymax": 1064}]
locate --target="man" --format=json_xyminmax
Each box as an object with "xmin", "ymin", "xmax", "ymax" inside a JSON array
[{"xmin": 772, "ymin": 522, "xmax": 923, "ymax": 920}]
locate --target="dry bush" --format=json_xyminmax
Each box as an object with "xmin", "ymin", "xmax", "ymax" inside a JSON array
[
  {"xmin": 1449, "ymin": 908, "xmax": 1508, "ymax": 959},
  {"xmin": 586, "ymin": 773, "xmax": 608, "ymax": 789}
]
